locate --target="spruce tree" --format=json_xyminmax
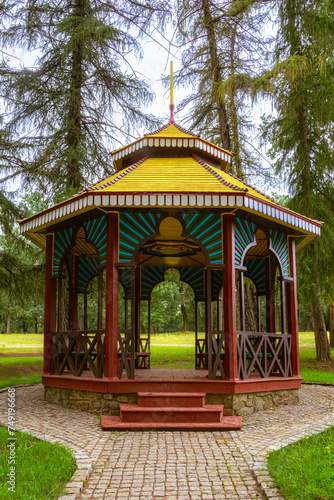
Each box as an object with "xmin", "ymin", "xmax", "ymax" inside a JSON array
[
  {"xmin": 174, "ymin": 0, "xmax": 273, "ymax": 180},
  {"xmin": 0, "ymin": 0, "xmax": 168, "ymax": 199},
  {"xmin": 258, "ymin": 0, "xmax": 334, "ymax": 360}
]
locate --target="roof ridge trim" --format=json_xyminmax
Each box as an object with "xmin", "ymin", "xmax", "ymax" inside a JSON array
[
  {"xmin": 193, "ymin": 156, "xmax": 247, "ymax": 192},
  {"xmin": 145, "ymin": 122, "xmax": 199, "ymax": 137},
  {"xmin": 89, "ymin": 157, "xmax": 149, "ymax": 191}
]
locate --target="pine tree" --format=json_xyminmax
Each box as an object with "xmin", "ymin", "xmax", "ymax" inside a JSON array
[
  {"xmin": 0, "ymin": 0, "xmax": 168, "ymax": 199},
  {"xmin": 174, "ymin": 0, "xmax": 273, "ymax": 180},
  {"xmin": 258, "ymin": 0, "xmax": 334, "ymax": 360}
]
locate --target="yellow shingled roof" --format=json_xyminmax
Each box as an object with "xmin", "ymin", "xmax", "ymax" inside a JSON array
[
  {"xmin": 146, "ymin": 123, "xmax": 196, "ymax": 138},
  {"xmin": 89, "ymin": 157, "xmax": 245, "ymax": 193},
  {"xmin": 208, "ymin": 165, "xmax": 279, "ymax": 206}
]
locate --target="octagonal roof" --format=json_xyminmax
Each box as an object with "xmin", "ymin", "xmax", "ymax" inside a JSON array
[{"xmin": 18, "ymin": 121, "xmax": 323, "ymax": 253}]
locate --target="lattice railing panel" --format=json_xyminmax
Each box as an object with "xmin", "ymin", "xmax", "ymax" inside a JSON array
[
  {"xmin": 237, "ymin": 332, "xmax": 292, "ymax": 380},
  {"xmin": 211, "ymin": 330, "xmax": 225, "ymax": 379},
  {"xmin": 117, "ymin": 328, "xmax": 134, "ymax": 378},
  {"xmin": 137, "ymin": 337, "xmax": 150, "ymax": 369},
  {"xmin": 51, "ymin": 330, "xmax": 104, "ymax": 378},
  {"xmin": 195, "ymin": 338, "xmax": 207, "ymax": 369}
]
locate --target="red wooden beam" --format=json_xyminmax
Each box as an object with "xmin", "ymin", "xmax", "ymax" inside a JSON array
[
  {"xmin": 287, "ymin": 236, "xmax": 299, "ymax": 376},
  {"xmin": 222, "ymin": 214, "xmax": 238, "ymax": 380},
  {"xmin": 105, "ymin": 212, "xmax": 119, "ymax": 379},
  {"xmin": 43, "ymin": 234, "xmax": 56, "ymax": 374},
  {"xmin": 42, "ymin": 373, "xmax": 302, "ymax": 394}
]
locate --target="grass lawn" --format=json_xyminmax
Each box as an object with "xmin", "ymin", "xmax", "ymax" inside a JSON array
[
  {"xmin": 267, "ymin": 426, "xmax": 334, "ymax": 500},
  {"xmin": 299, "ymin": 332, "xmax": 334, "ymax": 384},
  {"xmin": 150, "ymin": 332, "xmax": 195, "ymax": 369},
  {"xmin": 0, "ymin": 334, "xmax": 43, "ymax": 354},
  {"xmin": 0, "ymin": 426, "xmax": 76, "ymax": 499},
  {"xmin": 0, "ymin": 357, "xmax": 43, "ymax": 390}
]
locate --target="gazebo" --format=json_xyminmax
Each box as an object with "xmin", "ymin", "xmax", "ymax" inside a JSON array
[{"xmin": 19, "ymin": 114, "xmax": 322, "ymax": 429}]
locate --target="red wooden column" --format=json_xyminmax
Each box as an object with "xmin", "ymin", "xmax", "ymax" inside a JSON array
[
  {"xmin": 43, "ymin": 234, "xmax": 56, "ymax": 374},
  {"xmin": 135, "ymin": 267, "xmax": 141, "ymax": 365},
  {"xmin": 222, "ymin": 214, "xmax": 238, "ymax": 380},
  {"xmin": 287, "ymin": 236, "xmax": 299, "ymax": 376},
  {"xmin": 105, "ymin": 212, "xmax": 119, "ymax": 379},
  {"xmin": 265, "ymin": 257, "xmax": 274, "ymax": 333},
  {"xmin": 70, "ymin": 254, "xmax": 79, "ymax": 330}
]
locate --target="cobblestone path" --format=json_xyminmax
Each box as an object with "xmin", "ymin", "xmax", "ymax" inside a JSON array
[{"xmin": 0, "ymin": 384, "xmax": 333, "ymax": 500}]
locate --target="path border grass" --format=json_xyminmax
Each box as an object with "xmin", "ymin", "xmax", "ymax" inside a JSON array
[
  {"xmin": 267, "ymin": 426, "xmax": 334, "ymax": 500},
  {"xmin": 252, "ymin": 419, "xmax": 334, "ymax": 500},
  {"xmin": 0, "ymin": 426, "xmax": 77, "ymax": 499},
  {"xmin": 0, "ymin": 415, "xmax": 93, "ymax": 500}
]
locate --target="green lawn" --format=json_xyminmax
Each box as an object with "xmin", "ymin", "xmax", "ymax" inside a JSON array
[
  {"xmin": 0, "ymin": 334, "xmax": 43, "ymax": 354},
  {"xmin": 0, "ymin": 357, "xmax": 43, "ymax": 389},
  {"xmin": 299, "ymin": 332, "xmax": 334, "ymax": 384},
  {"xmin": 268, "ymin": 426, "xmax": 334, "ymax": 500},
  {"xmin": 0, "ymin": 427, "xmax": 76, "ymax": 499},
  {"xmin": 150, "ymin": 331, "xmax": 195, "ymax": 369}
]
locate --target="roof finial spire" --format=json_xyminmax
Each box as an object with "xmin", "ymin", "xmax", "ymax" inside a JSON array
[{"xmin": 169, "ymin": 60, "xmax": 175, "ymax": 124}]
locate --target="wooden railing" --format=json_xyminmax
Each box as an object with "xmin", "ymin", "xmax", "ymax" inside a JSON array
[
  {"xmin": 50, "ymin": 330, "xmax": 105, "ymax": 378},
  {"xmin": 195, "ymin": 338, "xmax": 207, "ymax": 369},
  {"xmin": 117, "ymin": 328, "xmax": 134, "ymax": 379},
  {"xmin": 237, "ymin": 331, "xmax": 292, "ymax": 380}
]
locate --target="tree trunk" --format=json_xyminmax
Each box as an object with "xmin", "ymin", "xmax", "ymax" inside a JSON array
[
  {"xmin": 181, "ymin": 303, "xmax": 188, "ymax": 332},
  {"xmin": 306, "ymin": 306, "xmax": 312, "ymax": 332},
  {"xmin": 66, "ymin": 0, "xmax": 85, "ymax": 189},
  {"xmin": 35, "ymin": 316, "xmax": 38, "ymax": 334},
  {"xmin": 202, "ymin": 0, "xmax": 231, "ymax": 151},
  {"xmin": 229, "ymin": 13, "xmax": 243, "ymax": 179},
  {"xmin": 311, "ymin": 288, "xmax": 331, "ymax": 361},
  {"xmin": 245, "ymin": 281, "xmax": 256, "ymax": 332},
  {"xmin": 6, "ymin": 311, "xmax": 10, "ymax": 334},
  {"xmin": 78, "ymin": 304, "xmax": 84, "ymax": 331},
  {"xmin": 328, "ymin": 302, "xmax": 334, "ymax": 348}
]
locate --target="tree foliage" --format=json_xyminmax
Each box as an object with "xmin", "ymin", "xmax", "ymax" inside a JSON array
[
  {"xmin": 0, "ymin": 0, "xmax": 168, "ymax": 200},
  {"xmin": 258, "ymin": 0, "xmax": 334, "ymax": 360},
  {"xmin": 174, "ymin": 0, "xmax": 273, "ymax": 180}
]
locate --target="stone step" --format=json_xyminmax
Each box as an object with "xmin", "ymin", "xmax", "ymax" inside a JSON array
[
  {"xmin": 137, "ymin": 392, "xmax": 206, "ymax": 408},
  {"xmin": 119, "ymin": 404, "xmax": 224, "ymax": 423},
  {"xmin": 101, "ymin": 415, "xmax": 242, "ymax": 431}
]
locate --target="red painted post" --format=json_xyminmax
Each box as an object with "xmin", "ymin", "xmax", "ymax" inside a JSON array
[
  {"xmin": 222, "ymin": 214, "xmax": 238, "ymax": 380},
  {"xmin": 43, "ymin": 234, "xmax": 56, "ymax": 374},
  {"xmin": 71, "ymin": 254, "xmax": 79, "ymax": 330},
  {"xmin": 105, "ymin": 212, "xmax": 119, "ymax": 379},
  {"xmin": 265, "ymin": 257, "xmax": 274, "ymax": 333},
  {"xmin": 287, "ymin": 237, "xmax": 299, "ymax": 376}
]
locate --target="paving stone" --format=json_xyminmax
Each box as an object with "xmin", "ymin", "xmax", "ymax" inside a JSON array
[{"xmin": 0, "ymin": 384, "xmax": 333, "ymax": 500}]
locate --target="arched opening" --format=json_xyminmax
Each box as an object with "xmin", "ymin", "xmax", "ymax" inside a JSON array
[
  {"xmin": 51, "ymin": 226, "xmax": 104, "ymax": 378},
  {"xmin": 117, "ymin": 216, "xmax": 212, "ymax": 377},
  {"xmin": 237, "ymin": 229, "xmax": 292, "ymax": 380},
  {"xmin": 148, "ymin": 269, "xmax": 195, "ymax": 334}
]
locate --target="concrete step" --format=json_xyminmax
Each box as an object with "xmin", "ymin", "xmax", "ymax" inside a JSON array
[
  {"xmin": 101, "ymin": 415, "xmax": 242, "ymax": 431},
  {"xmin": 119, "ymin": 404, "xmax": 224, "ymax": 423},
  {"xmin": 137, "ymin": 392, "xmax": 206, "ymax": 408}
]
